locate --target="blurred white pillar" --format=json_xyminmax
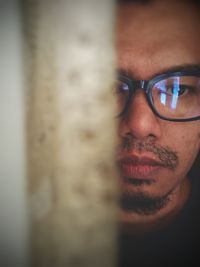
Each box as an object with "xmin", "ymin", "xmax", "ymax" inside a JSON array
[
  {"xmin": 0, "ymin": 0, "xmax": 29, "ymax": 267},
  {"xmin": 25, "ymin": 0, "xmax": 118, "ymax": 267}
]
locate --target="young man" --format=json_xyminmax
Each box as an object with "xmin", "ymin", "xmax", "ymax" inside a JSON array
[{"xmin": 116, "ymin": 0, "xmax": 200, "ymax": 265}]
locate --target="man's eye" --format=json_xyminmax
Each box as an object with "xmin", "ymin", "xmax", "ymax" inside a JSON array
[
  {"xmin": 165, "ymin": 84, "xmax": 191, "ymax": 96},
  {"xmin": 116, "ymin": 81, "xmax": 129, "ymax": 94}
]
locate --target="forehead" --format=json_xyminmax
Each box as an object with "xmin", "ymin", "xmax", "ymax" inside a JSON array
[{"xmin": 116, "ymin": 1, "xmax": 200, "ymax": 79}]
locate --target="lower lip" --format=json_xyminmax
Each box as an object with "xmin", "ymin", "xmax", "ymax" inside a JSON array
[{"xmin": 119, "ymin": 163, "xmax": 163, "ymax": 179}]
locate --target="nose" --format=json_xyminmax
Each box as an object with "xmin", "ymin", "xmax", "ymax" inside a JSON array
[{"xmin": 119, "ymin": 91, "xmax": 162, "ymax": 140}]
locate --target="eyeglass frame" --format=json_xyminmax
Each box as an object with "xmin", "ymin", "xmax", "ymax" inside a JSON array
[{"xmin": 117, "ymin": 69, "xmax": 200, "ymax": 122}]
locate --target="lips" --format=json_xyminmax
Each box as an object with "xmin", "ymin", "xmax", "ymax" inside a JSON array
[{"xmin": 118, "ymin": 155, "xmax": 165, "ymax": 179}]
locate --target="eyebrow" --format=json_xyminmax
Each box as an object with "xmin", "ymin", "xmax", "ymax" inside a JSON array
[{"xmin": 117, "ymin": 64, "xmax": 200, "ymax": 79}]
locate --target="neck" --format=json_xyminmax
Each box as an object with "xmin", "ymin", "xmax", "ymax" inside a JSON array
[{"xmin": 120, "ymin": 177, "xmax": 191, "ymax": 235}]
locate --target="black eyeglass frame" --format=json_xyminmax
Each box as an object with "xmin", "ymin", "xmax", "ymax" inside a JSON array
[{"xmin": 118, "ymin": 70, "xmax": 200, "ymax": 122}]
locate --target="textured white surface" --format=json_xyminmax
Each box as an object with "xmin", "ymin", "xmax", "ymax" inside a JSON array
[{"xmin": 26, "ymin": 0, "xmax": 118, "ymax": 266}]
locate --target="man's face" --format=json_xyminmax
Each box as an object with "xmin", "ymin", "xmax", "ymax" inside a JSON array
[{"xmin": 116, "ymin": 1, "xmax": 200, "ymax": 222}]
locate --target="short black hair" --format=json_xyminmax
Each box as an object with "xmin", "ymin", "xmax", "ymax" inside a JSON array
[
  {"xmin": 118, "ymin": 0, "xmax": 150, "ymax": 3},
  {"xmin": 117, "ymin": 0, "xmax": 200, "ymax": 5}
]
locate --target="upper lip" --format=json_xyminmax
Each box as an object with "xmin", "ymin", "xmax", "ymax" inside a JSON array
[{"xmin": 117, "ymin": 155, "xmax": 164, "ymax": 167}]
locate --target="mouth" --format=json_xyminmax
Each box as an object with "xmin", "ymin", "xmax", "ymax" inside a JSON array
[{"xmin": 118, "ymin": 155, "xmax": 166, "ymax": 180}]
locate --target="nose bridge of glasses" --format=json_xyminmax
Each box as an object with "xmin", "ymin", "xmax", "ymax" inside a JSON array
[
  {"xmin": 133, "ymin": 80, "xmax": 148, "ymax": 91},
  {"xmin": 140, "ymin": 80, "xmax": 145, "ymax": 89}
]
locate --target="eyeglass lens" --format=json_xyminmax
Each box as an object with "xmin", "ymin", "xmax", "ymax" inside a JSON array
[{"xmin": 116, "ymin": 75, "xmax": 200, "ymax": 120}]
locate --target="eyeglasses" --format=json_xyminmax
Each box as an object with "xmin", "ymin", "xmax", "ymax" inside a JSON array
[{"xmin": 116, "ymin": 70, "xmax": 200, "ymax": 122}]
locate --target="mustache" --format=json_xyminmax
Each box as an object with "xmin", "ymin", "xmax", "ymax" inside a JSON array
[{"xmin": 118, "ymin": 136, "xmax": 178, "ymax": 170}]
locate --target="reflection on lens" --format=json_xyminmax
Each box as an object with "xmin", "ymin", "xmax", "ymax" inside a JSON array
[{"xmin": 152, "ymin": 76, "xmax": 200, "ymax": 119}]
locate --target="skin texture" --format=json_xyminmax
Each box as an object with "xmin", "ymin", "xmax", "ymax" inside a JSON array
[{"xmin": 116, "ymin": 0, "xmax": 200, "ymax": 233}]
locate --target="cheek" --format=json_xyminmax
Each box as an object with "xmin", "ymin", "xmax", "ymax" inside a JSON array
[{"xmin": 165, "ymin": 123, "xmax": 200, "ymax": 171}]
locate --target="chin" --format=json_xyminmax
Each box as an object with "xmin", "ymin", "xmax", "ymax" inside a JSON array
[
  {"xmin": 120, "ymin": 178, "xmax": 173, "ymax": 216},
  {"xmin": 120, "ymin": 174, "xmax": 176, "ymax": 199},
  {"xmin": 121, "ymin": 177, "xmax": 158, "ymax": 196}
]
